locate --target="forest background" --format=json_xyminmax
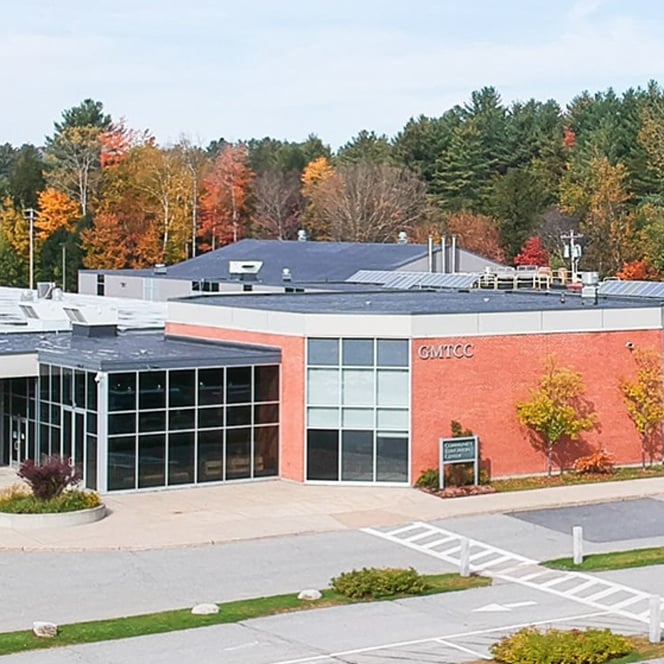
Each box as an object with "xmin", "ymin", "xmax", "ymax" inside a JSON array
[{"xmin": 2, "ymin": 83, "xmax": 664, "ymax": 290}]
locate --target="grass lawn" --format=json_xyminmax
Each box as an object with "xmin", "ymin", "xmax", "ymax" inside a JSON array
[
  {"xmin": 0, "ymin": 573, "xmax": 490, "ymax": 656},
  {"xmin": 490, "ymin": 465, "xmax": 664, "ymax": 493},
  {"xmin": 543, "ymin": 546, "xmax": 664, "ymax": 572}
]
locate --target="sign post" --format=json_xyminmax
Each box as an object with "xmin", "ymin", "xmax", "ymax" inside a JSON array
[{"xmin": 439, "ymin": 436, "xmax": 479, "ymax": 489}]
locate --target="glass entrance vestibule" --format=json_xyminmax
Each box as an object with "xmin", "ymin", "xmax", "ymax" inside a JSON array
[{"xmin": 0, "ymin": 339, "xmax": 282, "ymax": 492}]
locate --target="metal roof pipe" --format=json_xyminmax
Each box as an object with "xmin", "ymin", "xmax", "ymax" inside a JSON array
[
  {"xmin": 441, "ymin": 236, "xmax": 446, "ymax": 274},
  {"xmin": 428, "ymin": 235, "xmax": 434, "ymax": 272},
  {"xmin": 451, "ymin": 235, "xmax": 457, "ymax": 272}
]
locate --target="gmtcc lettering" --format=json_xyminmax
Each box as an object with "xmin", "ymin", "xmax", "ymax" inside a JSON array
[{"xmin": 417, "ymin": 343, "xmax": 474, "ymax": 360}]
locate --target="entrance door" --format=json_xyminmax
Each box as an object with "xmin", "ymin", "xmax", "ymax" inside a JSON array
[{"xmin": 9, "ymin": 417, "xmax": 28, "ymax": 466}]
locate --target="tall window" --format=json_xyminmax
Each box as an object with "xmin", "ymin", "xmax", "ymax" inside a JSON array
[
  {"xmin": 106, "ymin": 364, "xmax": 280, "ymax": 491},
  {"xmin": 306, "ymin": 338, "xmax": 410, "ymax": 483}
]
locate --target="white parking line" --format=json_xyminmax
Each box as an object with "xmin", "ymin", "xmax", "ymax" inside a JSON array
[
  {"xmin": 435, "ymin": 637, "xmax": 492, "ymax": 660},
  {"xmin": 266, "ymin": 610, "xmax": 611, "ymax": 664}
]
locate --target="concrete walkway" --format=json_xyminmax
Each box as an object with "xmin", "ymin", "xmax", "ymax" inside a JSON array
[{"xmin": 3, "ymin": 466, "xmax": 664, "ymax": 551}]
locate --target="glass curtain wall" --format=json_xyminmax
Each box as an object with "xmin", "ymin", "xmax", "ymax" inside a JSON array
[
  {"xmin": 106, "ymin": 365, "xmax": 279, "ymax": 491},
  {"xmin": 0, "ymin": 378, "xmax": 37, "ymax": 466},
  {"xmin": 38, "ymin": 365, "xmax": 98, "ymax": 490},
  {"xmin": 306, "ymin": 338, "xmax": 410, "ymax": 483}
]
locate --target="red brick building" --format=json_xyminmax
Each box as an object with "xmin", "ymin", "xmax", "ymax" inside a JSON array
[{"xmin": 167, "ymin": 289, "xmax": 664, "ymax": 484}]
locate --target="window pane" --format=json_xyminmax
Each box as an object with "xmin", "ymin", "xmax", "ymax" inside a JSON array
[
  {"xmin": 254, "ymin": 403, "xmax": 279, "ymax": 425},
  {"xmin": 198, "ymin": 429, "xmax": 224, "ymax": 482},
  {"xmin": 87, "ymin": 412, "xmax": 97, "ymax": 435},
  {"xmin": 138, "ymin": 434, "xmax": 165, "ymax": 488},
  {"xmin": 226, "ymin": 367, "xmax": 252, "ymax": 404},
  {"xmin": 51, "ymin": 404, "xmax": 61, "ymax": 425},
  {"xmin": 109, "ymin": 412, "xmax": 136, "ymax": 435},
  {"xmin": 140, "ymin": 371, "xmax": 166, "ymax": 410},
  {"xmin": 169, "ymin": 370, "xmax": 195, "ymax": 407},
  {"xmin": 198, "ymin": 368, "xmax": 224, "ymax": 406},
  {"xmin": 342, "ymin": 408, "xmax": 374, "ymax": 428},
  {"xmin": 376, "ymin": 433, "xmax": 409, "ymax": 482},
  {"xmin": 50, "ymin": 367, "xmax": 61, "ymax": 402},
  {"xmin": 307, "ymin": 407, "xmax": 339, "ymax": 428},
  {"xmin": 40, "ymin": 365, "xmax": 50, "ymax": 401},
  {"xmin": 342, "ymin": 369, "xmax": 374, "ymax": 406},
  {"xmin": 306, "ymin": 429, "xmax": 339, "ymax": 481},
  {"xmin": 342, "ymin": 339, "xmax": 373, "ymax": 366},
  {"xmin": 62, "ymin": 369, "xmax": 72, "ymax": 406},
  {"xmin": 197, "ymin": 407, "xmax": 224, "ymax": 429},
  {"xmin": 109, "ymin": 373, "xmax": 136, "ymax": 411},
  {"xmin": 87, "ymin": 372, "xmax": 98, "ymax": 411},
  {"xmin": 139, "ymin": 410, "xmax": 166, "ymax": 433},
  {"xmin": 376, "ymin": 408, "xmax": 409, "ymax": 429},
  {"xmin": 74, "ymin": 371, "xmax": 86, "ymax": 408},
  {"xmin": 169, "ymin": 408, "xmax": 195, "ymax": 430},
  {"xmin": 108, "ymin": 435, "xmax": 136, "ymax": 490},
  {"xmin": 377, "ymin": 339, "xmax": 409, "ymax": 367},
  {"xmin": 254, "ymin": 365, "xmax": 279, "ymax": 402},
  {"xmin": 86, "ymin": 435, "xmax": 97, "ymax": 490},
  {"xmin": 342, "ymin": 430, "xmax": 373, "ymax": 481},
  {"xmin": 307, "ymin": 338, "xmax": 338, "ymax": 366},
  {"xmin": 376, "ymin": 370, "xmax": 409, "ymax": 407},
  {"xmin": 226, "ymin": 405, "xmax": 251, "ymax": 427},
  {"xmin": 254, "ymin": 426, "xmax": 278, "ymax": 477},
  {"xmin": 226, "ymin": 428, "xmax": 251, "ymax": 479},
  {"xmin": 307, "ymin": 368, "xmax": 339, "ymax": 405},
  {"xmin": 168, "ymin": 431, "xmax": 194, "ymax": 485}
]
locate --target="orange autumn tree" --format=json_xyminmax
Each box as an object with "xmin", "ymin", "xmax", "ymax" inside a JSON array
[
  {"xmin": 36, "ymin": 188, "xmax": 80, "ymax": 241},
  {"xmin": 300, "ymin": 156, "xmax": 334, "ymax": 238},
  {"xmin": 198, "ymin": 145, "xmax": 253, "ymax": 250},
  {"xmin": 446, "ymin": 212, "xmax": 505, "ymax": 263},
  {"xmin": 100, "ymin": 120, "xmax": 153, "ymax": 169}
]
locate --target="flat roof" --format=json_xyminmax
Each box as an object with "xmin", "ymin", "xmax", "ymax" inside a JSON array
[
  {"xmin": 178, "ymin": 289, "xmax": 664, "ymax": 315},
  {"xmin": 0, "ymin": 331, "xmax": 280, "ymax": 371}
]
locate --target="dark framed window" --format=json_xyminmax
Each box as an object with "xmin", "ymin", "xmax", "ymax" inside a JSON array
[
  {"xmin": 140, "ymin": 371, "xmax": 166, "ymax": 410},
  {"xmin": 109, "ymin": 373, "xmax": 136, "ymax": 411},
  {"xmin": 198, "ymin": 368, "xmax": 224, "ymax": 405},
  {"xmin": 197, "ymin": 407, "xmax": 224, "ymax": 429},
  {"xmin": 138, "ymin": 434, "xmax": 165, "ymax": 488},
  {"xmin": 306, "ymin": 430, "xmax": 339, "ymax": 481},
  {"xmin": 169, "ymin": 370, "xmax": 195, "ymax": 407},
  {"xmin": 226, "ymin": 428, "xmax": 251, "ymax": 479},
  {"xmin": 254, "ymin": 366, "xmax": 279, "ymax": 402},
  {"xmin": 227, "ymin": 367, "xmax": 252, "ymax": 404},
  {"xmin": 108, "ymin": 436, "xmax": 136, "ymax": 490}
]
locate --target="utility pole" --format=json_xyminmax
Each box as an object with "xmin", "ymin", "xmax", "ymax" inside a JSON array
[
  {"xmin": 23, "ymin": 208, "xmax": 36, "ymax": 291},
  {"xmin": 61, "ymin": 244, "xmax": 66, "ymax": 292},
  {"xmin": 561, "ymin": 230, "xmax": 583, "ymax": 282}
]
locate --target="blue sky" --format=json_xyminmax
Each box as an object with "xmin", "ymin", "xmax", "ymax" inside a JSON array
[{"xmin": 2, "ymin": 0, "xmax": 663, "ymax": 148}]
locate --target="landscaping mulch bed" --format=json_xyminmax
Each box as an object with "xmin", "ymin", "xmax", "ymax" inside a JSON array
[{"xmin": 420, "ymin": 485, "xmax": 497, "ymax": 499}]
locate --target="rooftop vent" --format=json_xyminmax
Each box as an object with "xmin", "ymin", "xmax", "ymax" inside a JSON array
[
  {"xmin": 297, "ymin": 229, "xmax": 308, "ymax": 242},
  {"xmin": 153, "ymin": 263, "xmax": 167, "ymax": 275},
  {"xmin": 72, "ymin": 323, "xmax": 118, "ymax": 338},
  {"xmin": 36, "ymin": 282, "xmax": 56, "ymax": 299},
  {"xmin": 397, "ymin": 231, "xmax": 408, "ymax": 244},
  {"xmin": 229, "ymin": 260, "xmax": 263, "ymax": 281},
  {"xmin": 63, "ymin": 307, "xmax": 87, "ymax": 324},
  {"xmin": 282, "ymin": 267, "xmax": 292, "ymax": 282}
]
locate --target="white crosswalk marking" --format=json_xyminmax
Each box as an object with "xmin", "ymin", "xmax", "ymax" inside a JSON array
[{"xmin": 362, "ymin": 521, "xmax": 660, "ymax": 626}]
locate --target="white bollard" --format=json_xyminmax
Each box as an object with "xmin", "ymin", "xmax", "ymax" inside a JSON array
[
  {"xmin": 649, "ymin": 596, "xmax": 662, "ymax": 644},
  {"xmin": 572, "ymin": 526, "xmax": 583, "ymax": 565},
  {"xmin": 459, "ymin": 537, "xmax": 470, "ymax": 577}
]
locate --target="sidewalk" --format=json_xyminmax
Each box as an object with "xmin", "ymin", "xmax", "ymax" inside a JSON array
[{"xmin": 3, "ymin": 468, "xmax": 664, "ymax": 551}]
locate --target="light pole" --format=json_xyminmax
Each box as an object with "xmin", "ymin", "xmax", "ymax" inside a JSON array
[{"xmin": 23, "ymin": 208, "xmax": 36, "ymax": 291}]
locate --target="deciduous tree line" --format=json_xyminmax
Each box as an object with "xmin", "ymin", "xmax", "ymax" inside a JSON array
[{"xmin": 3, "ymin": 82, "xmax": 664, "ymax": 288}]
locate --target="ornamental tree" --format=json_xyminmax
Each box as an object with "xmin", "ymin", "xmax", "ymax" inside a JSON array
[
  {"xmin": 620, "ymin": 348, "xmax": 664, "ymax": 468},
  {"xmin": 514, "ymin": 236, "xmax": 549, "ymax": 267},
  {"xmin": 516, "ymin": 357, "xmax": 596, "ymax": 476}
]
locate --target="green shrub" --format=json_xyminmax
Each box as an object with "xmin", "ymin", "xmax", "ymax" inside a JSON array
[
  {"xmin": 0, "ymin": 486, "xmax": 101, "ymax": 514},
  {"xmin": 491, "ymin": 627, "xmax": 633, "ymax": 664},
  {"xmin": 415, "ymin": 468, "xmax": 439, "ymax": 490},
  {"xmin": 331, "ymin": 567, "xmax": 428, "ymax": 599}
]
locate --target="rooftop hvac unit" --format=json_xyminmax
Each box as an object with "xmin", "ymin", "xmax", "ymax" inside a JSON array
[
  {"xmin": 37, "ymin": 282, "xmax": 56, "ymax": 299},
  {"xmin": 297, "ymin": 229, "xmax": 308, "ymax": 241},
  {"xmin": 282, "ymin": 267, "xmax": 292, "ymax": 282},
  {"xmin": 228, "ymin": 260, "xmax": 263, "ymax": 281},
  {"xmin": 153, "ymin": 263, "xmax": 167, "ymax": 275}
]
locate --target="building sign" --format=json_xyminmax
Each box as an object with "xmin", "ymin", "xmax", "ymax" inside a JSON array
[
  {"xmin": 439, "ymin": 435, "xmax": 479, "ymax": 489},
  {"xmin": 417, "ymin": 343, "xmax": 474, "ymax": 360}
]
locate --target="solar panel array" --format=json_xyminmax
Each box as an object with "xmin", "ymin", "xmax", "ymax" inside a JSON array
[
  {"xmin": 346, "ymin": 270, "xmax": 479, "ymax": 290},
  {"xmin": 598, "ymin": 280, "xmax": 664, "ymax": 299}
]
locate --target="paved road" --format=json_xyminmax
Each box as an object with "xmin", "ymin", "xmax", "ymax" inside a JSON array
[{"xmin": 5, "ymin": 498, "xmax": 664, "ymax": 661}]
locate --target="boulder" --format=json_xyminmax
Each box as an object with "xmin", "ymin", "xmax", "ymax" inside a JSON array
[
  {"xmin": 297, "ymin": 589, "xmax": 322, "ymax": 601},
  {"xmin": 191, "ymin": 603, "xmax": 219, "ymax": 615},
  {"xmin": 33, "ymin": 621, "xmax": 58, "ymax": 638}
]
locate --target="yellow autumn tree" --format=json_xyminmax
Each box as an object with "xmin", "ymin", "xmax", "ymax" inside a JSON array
[
  {"xmin": 0, "ymin": 198, "xmax": 30, "ymax": 286},
  {"xmin": 36, "ymin": 188, "xmax": 80, "ymax": 241},
  {"xmin": 560, "ymin": 156, "xmax": 636, "ymax": 276},
  {"xmin": 300, "ymin": 156, "xmax": 334, "ymax": 239},
  {"xmin": 516, "ymin": 356, "xmax": 596, "ymax": 476},
  {"xmin": 620, "ymin": 349, "xmax": 664, "ymax": 468}
]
